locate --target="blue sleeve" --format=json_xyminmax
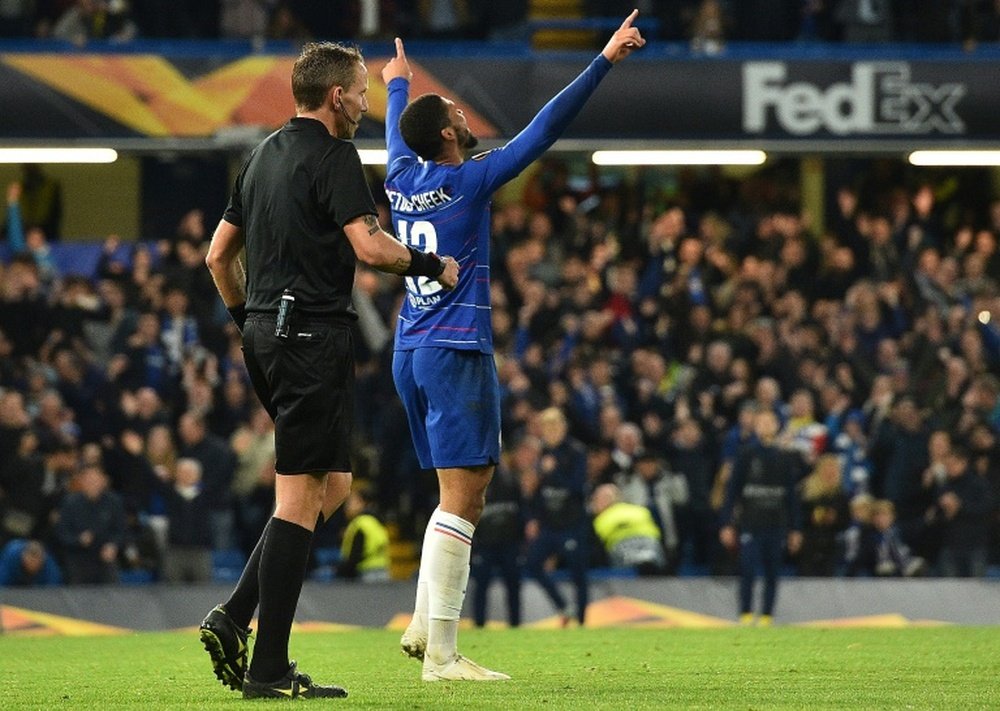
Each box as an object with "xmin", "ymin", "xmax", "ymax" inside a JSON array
[
  {"xmin": 477, "ymin": 55, "xmax": 613, "ymax": 194},
  {"xmin": 721, "ymin": 429, "xmax": 739, "ymax": 462},
  {"xmin": 513, "ymin": 324, "xmax": 531, "ymax": 360},
  {"xmin": 787, "ymin": 459, "xmax": 803, "ymax": 532},
  {"xmin": 552, "ymin": 331, "xmax": 579, "ymax": 373},
  {"xmin": 7, "ymin": 199, "xmax": 25, "ymax": 254},
  {"xmin": 0, "ymin": 547, "xmax": 18, "ymax": 585},
  {"xmin": 39, "ymin": 557, "xmax": 63, "ymax": 586},
  {"xmin": 979, "ymin": 321, "xmax": 1000, "ymax": 363},
  {"xmin": 386, "ymin": 77, "xmax": 418, "ymax": 179}
]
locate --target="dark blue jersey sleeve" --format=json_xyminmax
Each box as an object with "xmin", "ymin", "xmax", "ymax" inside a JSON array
[
  {"xmin": 720, "ymin": 448, "xmax": 748, "ymax": 527},
  {"xmin": 474, "ymin": 54, "xmax": 612, "ymax": 195},
  {"xmin": 786, "ymin": 454, "xmax": 804, "ymax": 532},
  {"xmin": 386, "ymin": 77, "xmax": 418, "ymax": 179}
]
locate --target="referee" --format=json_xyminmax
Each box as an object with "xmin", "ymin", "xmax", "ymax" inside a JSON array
[{"xmin": 200, "ymin": 41, "xmax": 458, "ymax": 700}]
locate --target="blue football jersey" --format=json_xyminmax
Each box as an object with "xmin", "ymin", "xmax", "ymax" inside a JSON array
[{"xmin": 385, "ymin": 55, "xmax": 612, "ymax": 353}]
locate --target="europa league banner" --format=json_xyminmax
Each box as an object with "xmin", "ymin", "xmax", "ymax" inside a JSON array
[{"xmin": 1, "ymin": 48, "xmax": 998, "ymax": 142}]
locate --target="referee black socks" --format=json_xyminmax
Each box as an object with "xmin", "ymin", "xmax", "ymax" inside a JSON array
[
  {"xmin": 249, "ymin": 516, "xmax": 313, "ymax": 683},
  {"xmin": 224, "ymin": 512, "xmax": 326, "ymax": 630}
]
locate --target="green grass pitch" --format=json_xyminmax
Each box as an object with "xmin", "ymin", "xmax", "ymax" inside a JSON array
[{"xmin": 1, "ymin": 627, "xmax": 999, "ymax": 709}]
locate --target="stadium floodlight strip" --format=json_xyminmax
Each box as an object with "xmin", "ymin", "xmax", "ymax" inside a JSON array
[
  {"xmin": 357, "ymin": 149, "xmax": 388, "ymax": 165},
  {"xmin": 0, "ymin": 147, "xmax": 119, "ymax": 164},
  {"xmin": 591, "ymin": 150, "xmax": 767, "ymax": 166},
  {"xmin": 908, "ymin": 150, "xmax": 1000, "ymax": 166}
]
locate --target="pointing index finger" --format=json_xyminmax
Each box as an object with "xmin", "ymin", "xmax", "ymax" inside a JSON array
[
  {"xmin": 620, "ymin": 8, "xmax": 638, "ymax": 30},
  {"xmin": 395, "ymin": 37, "xmax": 406, "ymax": 59}
]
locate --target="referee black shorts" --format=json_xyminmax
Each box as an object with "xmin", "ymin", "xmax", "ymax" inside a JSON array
[{"xmin": 243, "ymin": 312, "xmax": 355, "ymax": 475}]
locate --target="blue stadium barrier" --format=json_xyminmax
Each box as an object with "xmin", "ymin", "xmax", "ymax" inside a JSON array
[
  {"xmin": 676, "ymin": 561, "xmax": 710, "ymax": 577},
  {"xmin": 308, "ymin": 547, "xmax": 342, "ymax": 583},
  {"xmin": 212, "ymin": 548, "xmax": 247, "ymax": 584},
  {"xmin": 549, "ymin": 566, "xmax": 638, "ymax": 582},
  {"xmin": 313, "ymin": 547, "xmax": 342, "ymax": 567},
  {"xmin": 119, "ymin": 569, "xmax": 155, "ymax": 585},
  {"xmin": 0, "ymin": 241, "xmax": 159, "ymax": 279}
]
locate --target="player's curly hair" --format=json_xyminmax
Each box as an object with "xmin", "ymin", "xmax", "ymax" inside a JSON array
[
  {"xmin": 292, "ymin": 42, "xmax": 363, "ymax": 111},
  {"xmin": 399, "ymin": 93, "xmax": 450, "ymax": 161}
]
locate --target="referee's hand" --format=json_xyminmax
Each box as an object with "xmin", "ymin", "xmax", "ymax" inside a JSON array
[{"xmin": 437, "ymin": 256, "xmax": 459, "ymax": 290}]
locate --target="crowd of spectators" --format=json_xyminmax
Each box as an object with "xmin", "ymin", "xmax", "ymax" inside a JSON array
[
  {"xmin": 0, "ymin": 1, "xmax": 998, "ymax": 47},
  {"xmin": 2, "ymin": 154, "xmax": 1000, "ymax": 586}
]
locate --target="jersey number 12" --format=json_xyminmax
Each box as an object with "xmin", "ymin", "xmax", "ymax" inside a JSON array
[{"xmin": 397, "ymin": 219, "xmax": 443, "ymax": 296}]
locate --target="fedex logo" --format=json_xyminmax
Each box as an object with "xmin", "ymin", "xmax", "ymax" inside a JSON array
[{"xmin": 742, "ymin": 62, "xmax": 966, "ymax": 136}]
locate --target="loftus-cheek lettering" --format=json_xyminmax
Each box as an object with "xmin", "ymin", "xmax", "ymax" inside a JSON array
[{"xmin": 385, "ymin": 187, "xmax": 453, "ymax": 213}]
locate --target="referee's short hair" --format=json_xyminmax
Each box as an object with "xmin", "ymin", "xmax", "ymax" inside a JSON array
[
  {"xmin": 292, "ymin": 42, "xmax": 364, "ymax": 111},
  {"xmin": 399, "ymin": 93, "xmax": 450, "ymax": 161}
]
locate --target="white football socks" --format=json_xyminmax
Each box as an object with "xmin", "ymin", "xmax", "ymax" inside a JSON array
[
  {"xmin": 424, "ymin": 509, "xmax": 475, "ymax": 665},
  {"xmin": 408, "ymin": 510, "xmax": 437, "ymax": 641}
]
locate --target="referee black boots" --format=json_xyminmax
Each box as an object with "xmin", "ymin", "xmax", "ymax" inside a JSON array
[
  {"xmin": 199, "ymin": 604, "xmax": 251, "ymax": 691},
  {"xmin": 243, "ymin": 661, "xmax": 348, "ymax": 699}
]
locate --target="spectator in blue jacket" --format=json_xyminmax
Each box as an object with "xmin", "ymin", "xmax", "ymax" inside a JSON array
[{"xmin": 0, "ymin": 538, "xmax": 61, "ymax": 586}]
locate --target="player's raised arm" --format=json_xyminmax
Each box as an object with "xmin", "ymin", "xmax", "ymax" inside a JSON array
[
  {"xmin": 381, "ymin": 37, "xmax": 412, "ymax": 84},
  {"xmin": 602, "ymin": 8, "xmax": 646, "ymax": 64},
  {"xmin": 478, "ymin": 9, "xmax": 645, "ymax": 192},
  {"xmin": 382, "ymin": 37, "xmax": 417, "ymax": 168}
]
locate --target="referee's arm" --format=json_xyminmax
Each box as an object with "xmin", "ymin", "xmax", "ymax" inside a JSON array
[
  {"xmin": 344, "ymin": 213, "xmax": 459, "ymax": 289},
  {"xmin": 206, "ymin": 218, "xmax": 247, "ymax": 324}
]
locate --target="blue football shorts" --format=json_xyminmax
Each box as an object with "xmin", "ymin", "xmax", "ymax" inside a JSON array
[{"xmin": 392, "ymin": 347, "xmax": 501, "ymax": 469}]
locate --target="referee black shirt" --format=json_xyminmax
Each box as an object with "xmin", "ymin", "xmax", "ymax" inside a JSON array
[{"xmin": 223, "ymin": 117, "xmax": 377, "ymax": 318}]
